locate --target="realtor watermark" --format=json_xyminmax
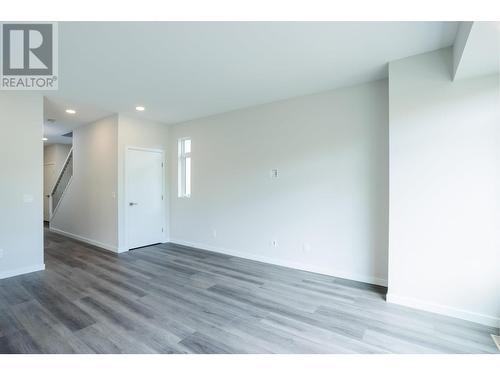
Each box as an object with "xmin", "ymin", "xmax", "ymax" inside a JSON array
[{"xmin": 0, "ymin": 22, "xmax": 58, "ymax": 90}]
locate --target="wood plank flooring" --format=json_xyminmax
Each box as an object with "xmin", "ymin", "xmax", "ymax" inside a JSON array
[{"xmin": 0, "ymin": 227, "xmax": 498, "ymax": 354}]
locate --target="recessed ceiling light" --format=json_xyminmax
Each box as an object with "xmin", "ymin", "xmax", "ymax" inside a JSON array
[
  {"xmin": 135, "ymin": 106, "xmax": 145, "ymax": 111},
  {"xmin": 65, "ymin": 109, "xmax": 76, "ymax": 114},
  {"xmin": 42, "ymin": 137, "xmax": 48, "ymax": 141}
]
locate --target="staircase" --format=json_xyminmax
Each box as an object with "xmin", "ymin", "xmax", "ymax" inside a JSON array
[{"xmin": 49, "ymin": 148, "xmax": 73, "ymax": 219}]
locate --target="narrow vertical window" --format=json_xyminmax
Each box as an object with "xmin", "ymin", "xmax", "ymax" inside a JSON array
[{"xmin": 178, "ymin": 138, "xmax": 191, "ymax": 197}]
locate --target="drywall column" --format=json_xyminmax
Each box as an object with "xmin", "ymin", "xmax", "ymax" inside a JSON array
[
  {"xmin": 0, "ymin": 93, "xmax": 45, "ymax": 279},
  {"xmin": 388, "ymin": 48, "xmax": 500, "ymax": 327},
  {"xmin": 49, "ymin": 115, "xmax": 119, "ymax": 252}
]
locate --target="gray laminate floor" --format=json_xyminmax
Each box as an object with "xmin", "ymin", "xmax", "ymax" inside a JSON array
[{"xmin": 0, "ymin": 228, "xmax": 498, "ymax": 354}]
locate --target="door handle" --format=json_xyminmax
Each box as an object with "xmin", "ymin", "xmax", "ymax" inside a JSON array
[{"xmin": 129, "ymin": 202, "xmax": 138, "ymax": 206}]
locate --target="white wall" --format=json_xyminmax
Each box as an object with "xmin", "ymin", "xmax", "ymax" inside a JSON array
[
  {"xmin": 44, "ymin": 143, "xmax": 72, "ymax": 173},
  {"xmin": 0, "ymin": 93, "xmax": 45, "ymax": 279},
  {"xmin": 117, "ymin": 114, "xmax": 170, "ymax": 251},
  {"xmin": 50, "ymin": 115, "xmax": 119, "ymax": 251},
  {"xmin": 48, "ymin": 114, "xmax": 170, "ymax": 253},
  {"xmin": 169, "ymin": 80, "xmax": 389, "ymax": 286},
  {"xmin": 388, "ymin": 48, "xmax": 500, "ymax": 327}
]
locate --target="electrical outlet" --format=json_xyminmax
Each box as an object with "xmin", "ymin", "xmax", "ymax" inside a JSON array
[
  {"xmin": 271, "ymin": 240, "xmax": 278, "ymax": 248},
  {"xmin": 212, "ymin": 229, "xmax": 217, "ymax": 238}
]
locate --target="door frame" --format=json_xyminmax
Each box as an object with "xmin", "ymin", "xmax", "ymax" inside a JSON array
[
  {"xmin": 43, "ymin": 162, "xmax": 56, "ymax": 222},
  {"xmin": 124, "ymin": 146, "xmax": 167, "ymax": 251}
]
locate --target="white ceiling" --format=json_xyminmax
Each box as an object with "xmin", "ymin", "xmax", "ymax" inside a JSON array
[
  {"xmin": 43, "ymin": 97, "xmax": 112, "ymax": 144},
  {"xmin": 44, "ymin": 21, "xmax": 459, "ymax": 131}
]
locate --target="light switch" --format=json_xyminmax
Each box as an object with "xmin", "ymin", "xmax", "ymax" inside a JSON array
[
  {"xmin": 270, "ymin": 169, "xmax": 278, "ymax": 178},
  {"xmin": 23, "ymin": 194, "xmax": 34, "ymax": 203}
]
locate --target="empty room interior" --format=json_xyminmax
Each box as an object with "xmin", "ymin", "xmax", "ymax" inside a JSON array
[{"xmin": 0, "ymin": 21, "xmax": 499, "ymax": 355}]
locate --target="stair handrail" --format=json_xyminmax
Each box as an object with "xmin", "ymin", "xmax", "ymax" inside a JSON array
[
  {"xmin": 49, "ymin": 148, "xmax": 74, "ymax": 219},
  {"xmin": 50, "ymin": 147, "xmax": 73, "ymax": 197}
]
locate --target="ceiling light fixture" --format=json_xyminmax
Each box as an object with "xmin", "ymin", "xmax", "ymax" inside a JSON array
[
  {"xmin": 135, "ymin": 106, "xmax": 145, "ymax": 111},
  {"xmin": 42, "ymin": 137, "xmax": 48, "ymax": 141},
  {"xmin": 65, "ymin": 109, "xmax": 76, "ymax": 114}
]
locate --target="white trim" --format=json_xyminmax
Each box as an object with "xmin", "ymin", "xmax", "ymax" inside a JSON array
[
  {"xmin": 124, "ymin": 146, "xmax": 167, "ymax": 251},
  {"xmin": 43, "ymin": 162, "xmax": 56, "ymax": 221},
  {"xmin": 0, "ymin": 263, "xmax": 45, "ymax": 280},
  {"xmin": 117, "ymin": 244, "xmax": 128, "ymax": 253},
  {"xmin": 387, "ymin": 293, "xmax": 500, "ymax": 329},
  {"xmin": 49, "ymin": 226, "xmax": 123, "ymax": 253},
  {"xmin": 125, "ymin": 146, "xmax": 165, "ymax": 153},
  {"xmin": 169, "ymin": 238, "xmax": 388, "ymax": 287},
  {"xmin": 177, "ymin": 137, "xmax": 191, "ymax": 198}
]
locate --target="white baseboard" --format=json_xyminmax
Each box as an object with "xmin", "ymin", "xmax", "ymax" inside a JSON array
[
  {"xmin": 117, "ymin": 245, "xmax": 129, "ymax": 253},
  {"xmin": 0, "ymin": 263, "xmax": 45, "ymax": 280},
  {"xmin": 49, "ymin": 226, "xmax": 122, "ymax": 253},
  {"xmin": 169, "ymin": 238, "xmax": 388, "ymax": 287},
  {"xmin": 387, "ymin": 293, "xmax": 500, "ymax": 329}
]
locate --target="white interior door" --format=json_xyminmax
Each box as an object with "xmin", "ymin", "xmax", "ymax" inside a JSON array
[
  {"xmin": 126, "ymin": 148, "xmax": 164, "ymax": 249},
  {"xmin": 43, "ymin": 163, "xmax": 56, "ymax": 221}
]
